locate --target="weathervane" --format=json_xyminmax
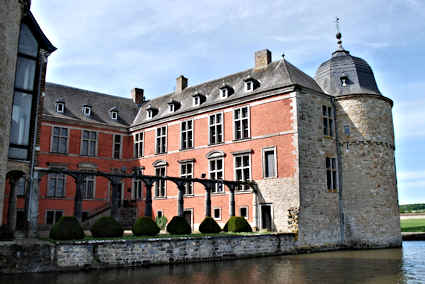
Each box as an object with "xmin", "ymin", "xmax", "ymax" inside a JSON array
[{"xmin": 335, "ymin": 17, "xmax": 343, "ymax": 49}]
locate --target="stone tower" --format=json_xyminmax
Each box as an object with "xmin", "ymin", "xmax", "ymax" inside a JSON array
[{"xmin": 315, "ymin": 32, "xmax": 402, "ymax": 247}]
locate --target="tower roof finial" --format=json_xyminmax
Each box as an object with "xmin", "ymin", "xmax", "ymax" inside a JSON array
[{"xmin": 335, "ymin": 17, "xmax": 344, "ymax": 50}]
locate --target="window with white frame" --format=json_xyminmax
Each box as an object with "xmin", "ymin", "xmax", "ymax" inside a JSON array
[
  {"xmin": 245, "ymin": 80, "xmax": 254, "ymax": 92},
  {"xmin": 209, "ymin": 158, "xmax": 224, "ymax": 193},
  {"xmin": 234, "ymin": 106, "xmax": 250, "ymax": 140},
  {"xmin": 146, "ymin": 109, "xmax": 153, "ymax": 119},
  {"xmin": 213, "ymin": 208, "xmax": 221, "ymax": 220},
  {"xmin": 240, "ymin": 207, "xmax": 248, "ymax": 218},
  {"xmin": 180, "ymin": 162, "xmax": 193, "ymax": 195},
  {"xmin": 181, "ymin": 120, "xmax": 193, "ymax": 150},
  {"xmin": 81, "ymin": 130, "xmax": 96, "ymax": 156},
  {"xmin": 133, "ymin": 179, "xmax": 143, "ymax": 200},
  {"xmin": 169, "ymin": 103, "xmax": 175, "ymax": 113},
  {"xmin": 51, "ymin": 127, "xmax": 68, "ymax": 154},
  {"xmin": 322, "ymin": 105, "xmax": 334, "ymax": 137},
  {"xmin": 56, "ymin": 102, "xmax": 64, "ymax": 113},
  {"xmin": 111, "ymin": 110, "xmax": 118, "ymax": 120},
  {"xmin": 82, "ymin": 105, "xmax": 92, "ymax": 116},
  {"xmin": 193, "ymin": 95, "xmax": 200, "ymax": 106},
  {"xmin": 156, "ymin": 126, "xmax": 167, "ymax": 154},
  {"xmin": 82, "ymin": 175, "xmax": 95, "ymax": 199},
  {"xmin": 46, "ymin": 210, "xmax": 63, "ymax": 225},
  {"xmin": 113, "ymin": 134, "xmax": 122, "ymax": 159},
  {"xmin": 326, "ymin": 157, "xmax": 338, "ymax": 192},
  {"xmin": 47, "ymin": 173, "xmax": 65, "ymax": 198},
  {"xmin": 134, "ymin": 132, "xmax": 144, "ymax": 158},
  {"xmin": 263, "ymin": 147, "xmax": 277, "ymax": 178},
  {"xmin": 155, "ymin": 166, "xmax": 166, "ymax": 197},
  {"xmin": 220, "ymin": 88, "xmax": 228, "ymax": 99},
  {"xmin": 209, "ymin": 113, "xmax": 223, "ymax": 145},
  {"xmin": 234, "ymin": 154, "xmax": 251, "ymax": 191}
]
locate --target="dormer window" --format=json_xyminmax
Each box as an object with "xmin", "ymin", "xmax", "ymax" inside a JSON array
[
  {"xmin": 82, "ymin": 105, "xmax": 92, "ymax": 116},
  {"xmin": 340, "ymin": 73, "xmax": 348, "ymax": 87},
  {"xmin": 168, "ymin": 100, "xmax": 179, "ymax": 113},
  {"xmin": 56, "ymin": 102, "xmax": 64, "ymax": 113},
  {"xmin": 111, "ymin": 110, "xmax": 118, "ymax": 120},
  {"xmin": 220, "ymin": 88, "xmax": 228, "ymax": 98},
  {"xmin": 146, "ymin": 104, "xmax": 157, "ymax": 119},
  {"xmin": 244, "ymin": 78, "xmax": 257, "ymax": 92},
  {"xmin": 192, "ymin": 93, "xmax": 204, "ymax": 106},
  {"xmin": 169, "ymin": 104, "xmax": 175, "ymax": 112}
]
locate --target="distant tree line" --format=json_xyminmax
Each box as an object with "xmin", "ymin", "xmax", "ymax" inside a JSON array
[{"xmin": 400, "ymin": 204, "xmax": 425, "ymax": 213}]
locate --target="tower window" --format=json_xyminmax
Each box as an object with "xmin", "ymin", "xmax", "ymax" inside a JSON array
[
  {"xmin": 340, "ymin": 74, "xmax": 348, "ymax": 87},
  {"xmin": 322, "ymin": 105, "xmax": 334, "ymax": 137},
  {"xmin": 344, "ymin": 125, "xmax": 350, "ymax": 136},
  {"xmin": 326, "ymin": 157, "xmax": 338, "ymax": 192}
]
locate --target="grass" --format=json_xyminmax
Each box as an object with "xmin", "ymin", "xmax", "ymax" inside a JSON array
[{"xmin": 400, "ymin": 218, "xmax": 425, "ymax": 232}]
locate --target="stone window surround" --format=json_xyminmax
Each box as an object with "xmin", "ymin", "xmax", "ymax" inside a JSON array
[
  {"xmin": 262, "ymin": 146, "xmax": 278, "ymax": 178},
  {"xmin": 180, "ymin": 161, "xmax": 194, "ymax": 196},
  {"xmin": 322, "ymin": 105, "xmax": 334, "ymax": 137},
  {"xmin": 180, "ymin": 119, "xmax": 193, "ymax": 150},
  {"xmin": 213, "ymin": 207, "xmax": 222, "ymax": 220},
  {"xmin": 153, "ymin": 160, "xmax": 167, "ymax": 198},
  {"xmin": 239, "ymin": 206, "xmax": 248, "ymax": 219},
  {"xmin": 134, "ymin": 131, "xmax": 144, "ymax": 158},
  {"xmin": 82, "ymin": 175, "xmax": 96, "ymax": 200},
  {"xmin": 233, "ymin": 105, "xmax": 251, "ymax": 141},
  {"xmin": 50, "ymin": 126, "xmax": 69, "ymax": 154},
  {"xmin": 113, "ymin": 134, "xmax": 122, "ymax": 159},
  {"xmin": 80, "ymin": 130, "xmax": 98, "ymax": 156},
  {"xmin": 326, "ymin": 156, "xmax": 338, "ymax": 193},
  {"xmin": 208, "ymin": 112, "xmax": 224, "ymax": 145},
  {"xmin": 155, "ymin": 126, "xmax": 167, "ymax": 154},
  {"xmin": 232, "ymin": 150, "xmax": 252, "ymax": 191},
  {"xmin": 208, "ymin": 156, "xmax": 224, "ymax": 193},
  {"xmin": 47, "ymin": 173, "xmax": 66, "ymax": 199},
  {"xmin": 132, "ymin": 178, "xmax": 143, "ymax": 200}
]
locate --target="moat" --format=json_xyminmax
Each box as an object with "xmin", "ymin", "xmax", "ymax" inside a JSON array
[{"xmin": 2, "ymin": 241, "xmax": 424, "ymax": 283}]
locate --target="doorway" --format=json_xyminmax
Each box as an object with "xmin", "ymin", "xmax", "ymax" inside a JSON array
[
  {"xmin": 183, "ymin": 209, "xmax": 193, "ymax": 229},
  {"xmin": 261, "ymin": 204, "xmax": 272, "ymax": 231}
]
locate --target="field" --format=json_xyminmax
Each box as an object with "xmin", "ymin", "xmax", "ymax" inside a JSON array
[{"xmin": 400, "ymin": 218, "xmax": 425, "ymax": 232}]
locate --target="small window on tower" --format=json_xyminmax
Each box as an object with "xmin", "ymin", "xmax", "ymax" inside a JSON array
[
  {"xmin": 340, "ymin": 74, "xmax": 348, "ymax": 87},
  {"xmin": 344, "ymin": 125, "xmax": 350, "ymax": 136}
]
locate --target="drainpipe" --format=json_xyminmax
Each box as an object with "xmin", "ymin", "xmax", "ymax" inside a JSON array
[{"xmin": 331, "ymin": 97, "xmax": 345, "ymax": 246}]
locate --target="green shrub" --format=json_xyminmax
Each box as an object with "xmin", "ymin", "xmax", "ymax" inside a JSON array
[
  {"xmin": 49, "ymin": 216, "xmax": 84, "ymax": 240},
  {"xmin": 133, "ymin": 217, "xmax": 160, "ymax": 236},
  {"xmin": 199, "ymin": 217, "xmax": 221, "ymax": 234},
  {"xmin": 166, "ymin": 216, "xmax": 191, "ymax": 235},
  {"xmin": 226, "ymin": 216, "xmax": 252, "ymax": 233},
  {"xmin": 155, "ymin": 215, "xmax": 168, "ymax": 230},
  {"xmin": 0, "ymin": 225, "xmax": 14, "ymax": 241},
  {"xmin": 90, "ymin": 216, "xmax": 123, "ymax": 238}
]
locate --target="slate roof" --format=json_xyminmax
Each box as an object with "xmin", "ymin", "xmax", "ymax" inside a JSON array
[
  {"xmin": 315, "ymin": 49, "xmax": 381, "ymax": 96},
  {"xmin": 132, "ymin": 59, "xmax": 323, "ymax": 126},
  {"xmin": 43, "ymin": 83, "xmax": 139, "ymax": 127}
]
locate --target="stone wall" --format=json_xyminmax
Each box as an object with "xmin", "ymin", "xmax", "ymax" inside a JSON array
[
  {"xmin": 296, "ymin": 91, "xmax": 341, "ymax": 247},
  {"xmin": 0, "ymin": 234, "xmax": 296, "ymax": 273},
  {"xmin": 0, "ymin": 0, "xmax": 25, "ymax": 225},
  {"xmin": 336, "ymin": 95, "xmax": 402, "ymax": 247}
]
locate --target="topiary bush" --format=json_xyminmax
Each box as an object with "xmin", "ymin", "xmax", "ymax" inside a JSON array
[
  {"xmin": 166, "ymin": 216, "xmax": 191, "ymax": 235},
  {"xmin": 49, "ymin": 216, "xmax": 85, "ymax": 240},
  {"xmin": 90, "ymin": 216, "xmax": 123, "ymax": 238},
  {"xmin": 0, "ymin": 225, "xmax": 14, "ymax": 241},
  {"xmin": 133, "ymin": 217, "xmax": 160, "ymax": 236},
  {"xmin": 199, "ymin": 217, "xmax": 221, "ymax": 234},
  {"xmin": 155, "ymin": 215, "xmax": 168, "ymax": 230},
  {"xmin": 226, "ymin": 216, "xmax": 252, "ymax": 233}
]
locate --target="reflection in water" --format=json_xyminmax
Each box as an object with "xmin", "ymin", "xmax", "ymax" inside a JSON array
[{"xmin": 3, "ymin": 241, "xmax": 425, "ymax": 284}]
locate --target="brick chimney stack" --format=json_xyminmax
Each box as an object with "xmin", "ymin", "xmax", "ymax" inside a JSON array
[
  {"xmin": 255, "ymin": 49, "xmax": 272, "ymax": 69},
  {"xmin": 131, "ymin": 88, "xmax": 145, "ymax": 105},
  {"xmin": 176, "ymin": 75, "xmax": 188, "ymax": 93}
]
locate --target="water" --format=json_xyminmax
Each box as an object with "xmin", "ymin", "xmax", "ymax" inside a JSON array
[{"xmin": 2, "ymin": 241, "xmax": 425, "ymax": 284}]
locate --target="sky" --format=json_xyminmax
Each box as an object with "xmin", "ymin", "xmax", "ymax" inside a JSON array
[{"xmin": 31, "ymin": 0, "xmax": 425, "ymax": 205}]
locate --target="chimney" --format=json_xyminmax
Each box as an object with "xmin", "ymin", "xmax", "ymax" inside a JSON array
[
  {"xmin": 255, "ymin": 49, "xmax": 272, "ymax": 69},
  {"xmin": 131, "ymin": 88, "xmax": 145, "ymax": 105},
  {"xmin": 176, "ymin": 75, "xmax": 188, "ymax": 93}
]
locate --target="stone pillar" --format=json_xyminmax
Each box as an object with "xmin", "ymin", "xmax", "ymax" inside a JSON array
[
  {"xmin": 7, "ymin": 176, "xmax": 19, "ymax": 233},
  {"xmin": 177, "ymin": 184, "xmax": 185, "ymax": 217},
  {"xmin": 205, "ymin": 184, "xmax": 212, "ymax": 217},
  {"xmin": 144, "ymin": 181, "xmax": 154, "ymax": 217},
  {"xmin": 26, "ymin": 171, "xmax": 41, "ymax": 238},
  {"xmin": 229, "ymin": 185, "xmax": 236, "ymax": 217},
  {"xmin": 73, "ymin": 175, "xmax": 84, "ymax": 222},
  {"xmin": 110, "ymin": 180, "xmax": 121, "ymax": 221}
]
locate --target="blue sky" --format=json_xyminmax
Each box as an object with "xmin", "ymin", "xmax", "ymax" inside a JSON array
[{"xmin": 32, "ymin": 0, "xmax": 425, "ymax": 204}]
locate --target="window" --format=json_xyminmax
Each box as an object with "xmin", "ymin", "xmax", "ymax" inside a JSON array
[
  {"xmin": 326, "ymin": 157, "xmax": 338, "ymax": 192},
  {"xmin": 209, "ymin": 113, "xmax": 223, "ymax": 145},
  {"xmin": 245, "ymin": 80, "xmax": 254, "ymax": 92},
  {"xmin": 147, "ymin": 109, "xmax": 153, "ymax": 119},
  {"xmin": 156, "ymin": 126, "xmax": 167, "ymax": 154},
  {"xmin": 82, "ymin": 105, "xmax": 92, "ymax": 116},
  {"xmin": 220, "ymin": 88, "xmax": 228, "ymax": 99},
  {"xmin": 263, "ymin": 147, "xmax": 277, "ymax": 178},
  {"xmin": 51, "ymin": 127, "xmax": 68, "ymax": 153},
  {"xmin": 234, "ymin": 154, "xmax": 251, "ymax": 191},
  {"xmin": 340, "ymin": 74, "xmax": 348, "ymax": 87},
  {"xmin": 181, "ymin": 162, "xmax": 193, "ymax": 195},
  {"xmin": 16, "ymin": 177, "xmax": 26, "ymax": 197},
  {"xmin": 134, "ymin": 132, "xmax": 144, "ymax": 158},
  {"xmin": 322, "ymin": 105, "xmax": 334, "ymax": 137},
  {"xmin": 56, "ymin": 102, "xmax": 64, "ymax": 113},
  {"xmin": 8, "ymin": 24, "xmax": 40, "ymax": 160},
  {"xmin": 240, "ymin": 207, "xmax": 248, "ymax": 218},
  {"xmin": 344, "ymin": 125, "xmax": 350, "ymax": 136},
  {"xmin": 213, "ymin": 208, "xmax": 221, "ymax": 220},
  {"xmin": 113, "ymin": 134, "xmax": 121, "ymax": 159},
  {"xmin": 133, "ymin": 179, "xmax": 143, "ymax": 200},
  {"xmin": 157, "ymin": 211, "xmax": 163, "ymax": 218},
  {"xmin": 209, "ymin": 158, "xmax": 224, "ymax": 193},
  {"xmin": 81, "ymin": 130, "xmax": 97, "ymax": 156},
  {"xmin": 82, "ymin": 175, "xmax": 95, "ymax": 199},
  {"xmin": 181, "ymin": 120, "xmax": 193, "ymax": 150},
  {"xmin": 155, "ymin": 166, "xmax": 166, "ymax": 198},
  {"xmin": 193, "ymin": 95, "xmax": 200, "ymax": 106},
  {"xmin": 47, "ymin": 173, "xmax": 65, "ymax": 198},
  {"xmin": 46, "ymin": 210, "xmax": 63, "ymax": 225},
  {"xmin": 169, "ymin": 103, "xmax": 175, "ymax": 112},
  {"xmin": 111, "ymin": 111, "xmax": 118, "ymax": 120},
  {"xmin": 234, "ymin": 106, "xmax": 250, "ymax": 140}
]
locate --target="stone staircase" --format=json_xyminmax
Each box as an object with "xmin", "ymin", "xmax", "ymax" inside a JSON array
[{"xmin": 119, "ymin": 207, "xmax": 137, "ymax": 229}]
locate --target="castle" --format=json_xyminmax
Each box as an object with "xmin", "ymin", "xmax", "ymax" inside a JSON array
[{"xmin": 1, "ymin": 0, "xmax": 401, "ymax": 248}]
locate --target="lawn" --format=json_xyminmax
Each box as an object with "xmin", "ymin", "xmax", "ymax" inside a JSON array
[{"xmin": 400, "ymin": 218, "xmax": 425, "ymax": 232}]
